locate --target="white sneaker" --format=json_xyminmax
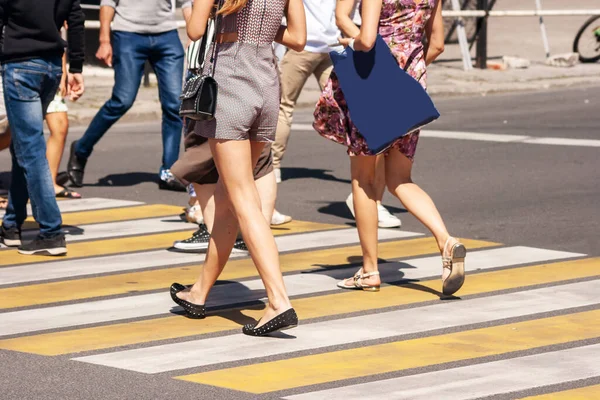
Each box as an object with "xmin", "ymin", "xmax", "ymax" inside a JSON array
[
  {"xmin": 345, "ymin": 193, "xmax": 356, "ymax": 218},
  {"xmin": 377, "ymin": 203, "xmax": 401, "ymax": 228},
  {"xmin": 271, "ymin": 209, "xmax": 292, "ymax": 226},
  {"xmin": 345, "ymin": 193, "xmax": 401, "ymax": 228},
  {"xmin": 274, "ymin": 168, "xmax": 282, "ymax": 184}
]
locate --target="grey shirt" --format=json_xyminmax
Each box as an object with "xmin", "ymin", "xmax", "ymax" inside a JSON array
[{"xmin": 101, "ymin": 0, "xmax": 192, "ymax": 34}]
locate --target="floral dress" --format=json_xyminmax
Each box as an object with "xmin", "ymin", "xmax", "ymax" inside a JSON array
[{"xmin": 313, "ymin": 0, "xmax": 436, "ymax": 159}]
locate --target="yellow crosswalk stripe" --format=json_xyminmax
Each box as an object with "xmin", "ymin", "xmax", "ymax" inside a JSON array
[
  {"xmin": 0, "ymin": 220, "xmax": 343, "ymax": 267},
  {"xmin": 22, "ymin": 204, "xmax": 184, "ymax": 229},
  {"xmin": 521, "ymin": 385, "xmax": 600, "ymax": 399},
  {"xmin": 0, "ymin": 256, "xmax": 594, "ymax": 356},
  {"xmin": 0, "ymin": 238, "xmax": 492, "ymax": 309},
  {"xmin": 176, "ymin": 308, "xmax": 600, "ymax": 393}
]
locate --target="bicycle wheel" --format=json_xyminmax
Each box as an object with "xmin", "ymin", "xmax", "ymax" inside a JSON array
[{"xmin": 573, "ymin": 15, "xmax": 600, "ymax": 63}]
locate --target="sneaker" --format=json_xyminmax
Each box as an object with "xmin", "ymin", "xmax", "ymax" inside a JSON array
[
  {"xmin": 232, "ymin": 237, "xmax": 249, "ymax": 254},
  {"xmin": 377, "ymin": 203, "xmax": 401, "ymax": 228},
  {"xmin": 1, "ymin": 224, "xmax": 22, "ymax": 247},
  {"xmin": 159, "ymin": 170, "xmax": 187, "ymax": 192},
  {"xmin": 345, "ymin": 193, "xmax": 401, "ymax": 228},
  {"xmin": 271, "ymin": 209, "xmax": 292, "ymax": 226},
  {"xmin": 274, "ymin": 168, "xmax": 282, "ymax": 184},
  {"xmin": 18, "ymin": 234, "xmax": 67, "ymax": 256},
  {"xmin": 173, "ymin": 224, "xmax": 211, "ymax": 252}
]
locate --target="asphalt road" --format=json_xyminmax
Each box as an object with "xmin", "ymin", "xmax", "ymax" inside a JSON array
[{"xmin": 0, "ymin": 85, "xmax": 598, "ymax": 400}]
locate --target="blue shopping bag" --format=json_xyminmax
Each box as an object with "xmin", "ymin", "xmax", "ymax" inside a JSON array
[{"xmin": 330, "ymin": 35, "xmax": 440, "ymax": 154}]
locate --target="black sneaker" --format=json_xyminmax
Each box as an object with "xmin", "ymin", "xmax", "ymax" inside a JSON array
[
  {"xmin": 18, "ymin": 234, "xmax": 67, "ymax": 256},
  {"xmin": 173, "ymin": 224, "xmax": 211, "ymax": 252},
  {"xmin": 1, "ymin": 224, "xmax": 22, "ymax": 247},
  {"xmin": 159, "ymin": 170, "xmax": 186, "ymax": 192},
  {"xmin": 232, "ymin": 237, "xmax": 249, "ymax": 254}
]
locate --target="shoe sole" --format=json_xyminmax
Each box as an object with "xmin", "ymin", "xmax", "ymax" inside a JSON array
[
  {"xmin": 378, "ymin": 220, "xmax": 402, "ymax": 229},
  {"xmin": 442, "ymin": 244, "xmax": 467, "ymax": 296},
  {"xmin": 2, "ymin": 238, "xmax": 22, "ymax": 247},
  {"xmin": 173, "ymin": 243, "xmax": 209, "ymax": 251},
  {"xmin": 18, "ymin": 247, "xmax": 67, "ymax": 256},
  {"xmin": 232, "ymin": 248, "xmax": 249, "ymax": 254}
]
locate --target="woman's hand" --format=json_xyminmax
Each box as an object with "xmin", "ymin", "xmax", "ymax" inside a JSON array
[{"xmin": 338, "ymin": 37, "xmax": 355, "ymax": 49}]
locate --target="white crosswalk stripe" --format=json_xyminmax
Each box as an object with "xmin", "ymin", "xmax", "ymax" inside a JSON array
[
  {"xmin": 0, "ymin": 246, "xmax": 579, "ymax": 337},
  {"xmin": 73, "ymin": 279, "xmax": 600, "ymax": 373},
  {"xmin": 285, "ymin": 344, "xmax": 600, "ymax": 400},
  {"xmin": 0, "ymin": 228, "xmax": 416, "ymax": 286}
]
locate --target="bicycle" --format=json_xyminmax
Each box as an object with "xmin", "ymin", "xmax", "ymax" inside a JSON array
[{"xmin": 573, "ymin": 15, "xmax": 600, "ymax": 63}]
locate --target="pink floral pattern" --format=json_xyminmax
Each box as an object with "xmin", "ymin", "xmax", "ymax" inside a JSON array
[{"xmin": 313, "ymin": 0, "xmax": 436, "ymax": 158}]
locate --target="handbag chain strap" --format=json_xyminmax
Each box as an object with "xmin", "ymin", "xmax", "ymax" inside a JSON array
[{"xmin": 202, "ymin": 0, "xmax": 225, "ymax": 77}]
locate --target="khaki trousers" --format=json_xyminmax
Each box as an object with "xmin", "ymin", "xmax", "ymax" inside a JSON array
[{"xmin": 273, "ymin": 50, "xmax": 333, "ymax": 168}]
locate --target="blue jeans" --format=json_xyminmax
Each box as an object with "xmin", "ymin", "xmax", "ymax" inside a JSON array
[
  {"xmin": 76, "ymin": 30, "xmax": 184, "ymax": 175},
  {"xmin": 2, "ymin": 58, "xmax": 63, "ymax": 237}
]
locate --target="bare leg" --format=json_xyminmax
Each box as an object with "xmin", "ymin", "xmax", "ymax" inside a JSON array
[
  {"xmin": 343, "ymin": 155, "xmax": 381, "ymax": 287},
  {"xmin": 255, "ymin": 171, "xmax": 276, "ymax": 223},
  {"xmin": 180, "ymin": 140, "xmax": 292, "ymax": 326},
  {"xmin": 194, "ymin": 183, "xmax": 216, "ymax": 231},
  {"xmin": 0, "ymin": 127, "xmax": 10, "ymax": 152},
  {"xmin": 45, "ymin": 112, "xmax": 72, "ymax": 194},
  {"xmin": 374, "ymin": 154, "xmax": 386, "ymax": 202},
  {"xmin": 384, "ymin": 148, "xmax": 456, "ymax": 257}
]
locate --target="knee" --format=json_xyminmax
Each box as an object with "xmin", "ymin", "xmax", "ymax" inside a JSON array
[
  {"xmin": 386, "ymin": 174, "xmax": 413, "ymax": 193},
  {"xmin": 353, "ymin": 167, "xmax": 377, "ymax": 190},
  {"xmin": 106, "ymin": 94, "xmax": 135, "ymax": 115}
]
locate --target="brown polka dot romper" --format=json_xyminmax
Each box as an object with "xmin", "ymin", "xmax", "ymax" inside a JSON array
[{"xmin": 194, "ymin": 0, "xmax": 286, "ymax": 142}]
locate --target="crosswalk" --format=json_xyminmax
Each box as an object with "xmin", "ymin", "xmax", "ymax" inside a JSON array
[{"xmin": 0, "ymin": 197, "xmax": 599, "ymax": 399}]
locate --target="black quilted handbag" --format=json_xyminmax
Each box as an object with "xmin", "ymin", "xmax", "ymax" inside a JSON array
[{"xmin": 179, "ymin": 0, "xmax": 224, "ymax": 121}]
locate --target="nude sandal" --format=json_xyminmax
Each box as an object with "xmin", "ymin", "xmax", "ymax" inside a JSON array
[
  {"xmin": 337, "ymin": 270, "xmax": 381, "ymax": 292},
  {"xmin": 442, "ymin": 237, "xmax": 467, "ymax": 296}
]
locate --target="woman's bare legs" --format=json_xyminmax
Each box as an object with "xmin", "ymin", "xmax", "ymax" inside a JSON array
[
  {"xmin": 179, "ymin": 140, "xmax": 292, "ymax": 326},
  {"xmin": 193, "ymin": 170, "xmax": 276, "ymax": 233},
  {"xmin": 45, "ymin": 112, "xmax": 76, "ymax": 195},
  {"xmin": 0, "ymin": 127, "xmax": 10, "ymax": 152},
  {"xmin": 384, "ymin": 148, "xmax": 452, "ymax": 251},
  {"xmin": 344, "ymin": 155, "xmax": 381, "ymax": 287}
]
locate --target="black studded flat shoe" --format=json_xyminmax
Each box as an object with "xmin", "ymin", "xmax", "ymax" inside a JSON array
[
  {"xmin": 242, "ymin": 308, "xmax": 298, "ymax": 337},
  {"xmin": 170, "ymin": 283, "xmax": 206, "ymax": 319}
]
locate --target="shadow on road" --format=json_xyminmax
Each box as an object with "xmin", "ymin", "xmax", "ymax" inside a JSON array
[
  {"xmin": 317, "ymin": 200, "xmax": 408, "ymax": 221},
  {"xmin": 280, "ymin": 167, "xmax": 351, "ymax": 184},
  {"xmin": 88, "ymin": 172, "xmax": 158, "ymax": 187}
]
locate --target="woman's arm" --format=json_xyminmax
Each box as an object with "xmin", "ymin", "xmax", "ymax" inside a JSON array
[
  {"xmin": 187, "ymin": 0, "xmax": 216, "ymax": 41},
  {"xmin": 274, "ymin": 0, "xmax": 307, "ymax": 52},
  {"xmin": 338, "ymin": 0, "xmax": 381, "ymax": 52},
  {"xmin": 424, "ymin": 0, "xmax": 444, "ymax": 65},
  {"xmin": 336, "ymin": 0, "xmax": 360, "ymax": 39}
]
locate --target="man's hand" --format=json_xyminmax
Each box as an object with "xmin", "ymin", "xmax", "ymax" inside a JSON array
[
  {"xmin": 67, "ymin": 73, "xmax": 85, "ymax": 102},
  {"xmin": 96, "ymin": 42, "xmax": 113, "ymax": 67}
]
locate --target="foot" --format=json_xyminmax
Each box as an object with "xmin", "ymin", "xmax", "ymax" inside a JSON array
[
  {"xmin": 18, "ymin": 234, "xmax": 67, "ymax": 256},
  {"xmin": 441, "ymin": 237, "xmax": 467, "ymax": 296},
  {"xmin": 170, "ymin": 283, "xmax": 206, "ymax": 319},
  {"xmin": 1, "ymin": 224, "xmax": 22, "ymax": 247},
  {"xmin": 274, "ymin": 168, "xmax": 282, "ymax": 184},
  {"xmin": 377, "ymin": 203, "xmax": 401, "ymax": 228},
  {"xmin": 337, "ymin": 268, "xmax": 381, "ymax": 292},
  {"xmin": 67, "ymin": 140, "xmax": 87, "ymax": 188},
  {"xmin": 159, "ymin": 170, "xmax": 186, "ymax": 192},
  {"xmin": 243, "ymin": 306, "xmax": 298, "ymax": 336},
  {"xmin": 173, "ymin": 224, "xmax": 210, "ymax": 252},
  {"xmin": 271, "ymin": 209, "xmax": 292, "ymax": 226},
  {"xmin": 55, "ymin": 186, "xmax": 82, "ymax": 199}
]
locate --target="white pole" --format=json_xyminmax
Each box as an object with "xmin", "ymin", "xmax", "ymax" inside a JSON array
[
  {"xmin": 450, "ymin": 0, "xmax": 474, "ymax": 71},
  {"xmin": 535, "ymin": 0, "xmax": 551, "ymax": 58}
]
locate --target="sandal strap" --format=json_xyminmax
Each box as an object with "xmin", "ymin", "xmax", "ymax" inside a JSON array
[
  {"xmin": 442, "ymin": 257, "xmax": 452, "ymax": 270},
  {"xmin": 360, "ymin": 271, "xmax": 380, "ymax": 278},
  {"xmin": 352, "ymin": 271, "xmax": 380, "ymax": 288}
]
